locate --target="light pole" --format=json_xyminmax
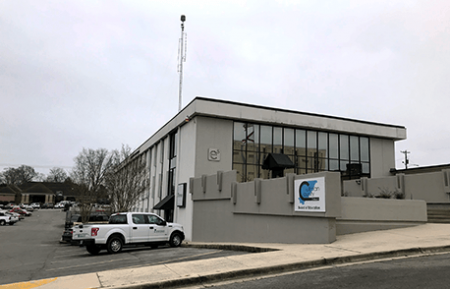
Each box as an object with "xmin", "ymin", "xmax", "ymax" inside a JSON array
[{"xmin": 178, "ymin": 15, "xmax": 187, "ymax": 112}]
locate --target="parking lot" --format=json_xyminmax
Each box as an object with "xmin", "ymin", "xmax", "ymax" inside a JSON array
[{"xmin": 0, "ymin": 209, "xmax": 248, "ymax": 285}]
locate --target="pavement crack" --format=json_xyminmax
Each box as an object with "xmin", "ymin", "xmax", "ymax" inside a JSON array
[
  {"xmin": 96, "ymin": 272, "xmax": 104, "ymax": 288},
  {"xmin": 323, "ymin": 245, "xmax": 361, "ymax": 254}
]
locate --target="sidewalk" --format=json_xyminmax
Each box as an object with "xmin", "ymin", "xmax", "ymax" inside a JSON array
[{"xmin": 3, "ymin": 223, "xmax": 450, "ymax": 289}]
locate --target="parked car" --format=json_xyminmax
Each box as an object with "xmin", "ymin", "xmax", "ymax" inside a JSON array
[
  {"xmin": 1, "ymin": 211, "xmax": 19, "ymax": 223},
  {"xmin": 72, "ymin": 212, "xmax": 185, "ymax": 255},
  {"xmin": 7, "ymin": 211, "xmax": 23, "ymax": 220},
  {"xmin": 10, "ymin": 207, "xmax": 32, "ymax": 216},
  {"xmin": 23, "ymin": 205, "xmax": 34, "ymax": 212},
  {"xmin": 5, "ymin": 203, "xmax": 16, "ymax": 209},
  {"xmin": 0, "ymin": 211, "xmax": 16, "ymax": 225},
  {"xmin": 54, "ymin": 202, "xmax": 66, "ymax": 209},
  {"xmin": 30, "ymin": 203, "xmax": 41, "ymax": 209},
  {"xmin": 42, "ymin": 203, "xmax": 54, "ymax": 209}
]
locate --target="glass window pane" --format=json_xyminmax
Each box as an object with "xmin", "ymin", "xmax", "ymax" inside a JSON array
[
  {"xmin": 247, "ymin": 151, "xmax": 261, "ymax": 165},
  {"xmin": 318, "ymin": 132, "xmax": 328, "ymax": 159},
  {"xmin": 361, "ymin": 137, "xmax": 369, "ymax": 162},
  {"xmin": 350, "ymin": 136, "xmax": 359, "ymax": 161},
  {"xmin": 300, "ymin": 168, "xmax": 308, "ymax": 175},
  {"xmin": 329, "ymin": 159, "xmax": 339, "ymax": 171},
  {"xmin": 296, "ymin": 155, "xmax": 307, "ymax": 169},
  {"xmin": 340, "ymin": 160, "xmax": 349, "ymax": 172},
  {"xmin": 362, "ymin": 162, "xmax": 370, "ymax": 174},
  {"xmin": 234, "ymin": 122, "xmax": 247, "ymax": 150},
  {"xmin": 273, "ymin": 127, "xmax": 282, "ymax": 153},
  {"xmin": 307, "ymin": 131, "xmax": 317, "ymax": 155},
  {"xmin": 329, "ymin": 133, "xmax": 338, "ymax": 159},
  {"xmin": 284, "ymin": 128, "xmax": 295, "ymax": 155},
  {"xmin": 246, "ymin": 165, "xmax": 259, "ymax": 182},
  {"xmin": 233, "ymin": 150, "xmax": 246, "ymax": 164},
  {"xmin": 260, "ymin": 125, "xmax": 272, "ymax": 153},
  {"xmin": 246, "ymin": 124, "xmax": 259, "ymax": 152},
  {"xmin": 260, "ymin": 168, "xmax": 271, "ymax": 180},
  {"xmin": 295, "ymin": 129, "xmax": 306, "ymax": 157},
  {"xmin": 285, "ymin": 168, "xmax": 295, "ymax": 175},
  {"xmin": 318, "ymin": 158, "xmax": 328, "ymax": 171},
  {"xmin": 340, "ymin": 134, "xmax": 349, "ymax": 160},
  {"xmin": 233, "ymin": 163, "xmax": 246, "ymax": 182}
]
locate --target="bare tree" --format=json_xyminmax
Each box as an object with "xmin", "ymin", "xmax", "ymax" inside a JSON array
[
  {"xmin": 46, "ymin": 167, "xmax": 68, "ymax": 182},
  {"xmin": 105, "ymin": 145, "xmax": 149, "ymax": 213},
  {"xmin": 70, "ymin": 148, "xmax": 114, "ymax": 222},
  {"xmin": 0, "ymin": 165, "xmax": 38, "ymax": 185}
]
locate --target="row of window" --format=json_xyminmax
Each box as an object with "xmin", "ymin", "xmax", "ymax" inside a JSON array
[{"xmin": 232, "ymin": 122, "xmax": 370, "ymax": 182}]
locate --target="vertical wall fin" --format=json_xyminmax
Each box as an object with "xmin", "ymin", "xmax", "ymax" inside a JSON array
[
  {"xmin": 189, "ymin": 177, "xmax": 194, "ymax": 195},
  {"xmin": 217, "ymin": 171, "xmax": 223, "ymax": 192},
  {"xmin": 442, "ymin": 169, "xmax": 450, "ymax": 193},
  {"xmin": 254, "ymin": 178, "xmax": 262, "ymax": 204},
  {"xmin": 396, "ymin": 174, "xmax": 405, "ymax": 194},
  {"xmin": 361, "ymin": 177, "xmax": 368, "ymax": 196},
  {"xmin": 231, "ymin": 182, "xmax": 237, "ymax": 204},
  {"xmin": 287, "ymin": 173, "xmax": 295, "ymax": 203},
  {"xmin": 202, "ymin": 175, "xmax": 207, "ymax": 194}
]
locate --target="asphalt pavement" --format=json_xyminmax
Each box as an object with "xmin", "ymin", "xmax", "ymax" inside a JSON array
[{"xmin": 2, "ymin": 223, "xmax": 450, "ymax": 289}]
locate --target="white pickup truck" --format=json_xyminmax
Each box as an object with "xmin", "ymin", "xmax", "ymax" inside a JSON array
[{"xmin": 72, "ymin": 212, "xmax": 185, "ymax": 255}]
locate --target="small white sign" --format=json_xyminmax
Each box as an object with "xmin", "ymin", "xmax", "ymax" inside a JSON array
[
  {"xmin": 294, "ymin": 177, "xmax": 326, "ymax": 212},
  {"xmin": 208, "ymin": 148, "xmax": 220, "ymax": 161}
]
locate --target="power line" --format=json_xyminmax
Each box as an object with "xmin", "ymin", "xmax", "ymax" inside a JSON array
[{"xmin": 0, "ymin": 163, "xmax": 73, "ymax": 169}]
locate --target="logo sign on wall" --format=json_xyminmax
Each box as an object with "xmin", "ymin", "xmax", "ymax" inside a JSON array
[{"xmin": 294, "ymin": 177, "xmax": 326, "ymax": 212}]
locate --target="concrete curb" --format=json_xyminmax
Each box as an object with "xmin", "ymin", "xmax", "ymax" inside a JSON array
[{"xmin": 110, "ymin": 244, "xmax": 450, "ymax": 289}]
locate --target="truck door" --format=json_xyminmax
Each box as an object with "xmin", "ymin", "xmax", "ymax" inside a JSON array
[
  {"xmin": 146, "ymin": 214, "xmax": 168, "ymax": 242},
  {"xmin": 130, "ymin": 214, "xmax": 149, "ymax": 243}
]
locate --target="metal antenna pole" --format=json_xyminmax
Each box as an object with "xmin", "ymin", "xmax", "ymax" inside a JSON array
[
  {"xmin": 178, "ymin": 15, "xmax": 186, "ymax": 112},
  {"xmin": 401, "ymin": 150, "xmax": 410, "ymax": 169}
]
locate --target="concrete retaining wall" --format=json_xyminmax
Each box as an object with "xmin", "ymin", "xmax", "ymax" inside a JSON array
[
  {"xmin": 343, "ymin": 170, "xmax": 450, "ymax": 202},
  {"xmin": 336, "ymin": 197, "xmax": 427, "ymax": 235},
  {"xmin": 190, "ymin": 170, "xmax": 427, "ymax": 244}
]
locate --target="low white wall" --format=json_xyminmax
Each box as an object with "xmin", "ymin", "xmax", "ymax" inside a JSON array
[{"xmin": 337, "ymin": 197, "xmax": 427, "ymax": 235}]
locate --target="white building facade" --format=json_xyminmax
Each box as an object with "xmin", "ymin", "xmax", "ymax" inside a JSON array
[{"xmin": 131, "ymin": 97, "xmax": 406, "ymax": 241}]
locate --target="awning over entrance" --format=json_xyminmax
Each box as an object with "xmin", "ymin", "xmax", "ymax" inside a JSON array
[
  {"xmin": 262, "ymin": 153, "xmax": 295, "ymax": 170},
  {"xmin": 153, "ymin": 194, "xmax": 174, "ymax": 210}
]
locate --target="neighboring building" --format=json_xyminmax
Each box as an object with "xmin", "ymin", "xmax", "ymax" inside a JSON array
[
  {"xmin": 130, "ymin": 97, "xmax": 406, "ymax": 241},
  {"xmin": 0, "ymin": 185, "xmax": 20, "ymax": 203},
  {"xmin": 0, "ymin": 182, "xmax": 78, "ymax": 205},
  {"xmin": 390, "ymin": 163, "xmax": 450, "ymax": 175}
]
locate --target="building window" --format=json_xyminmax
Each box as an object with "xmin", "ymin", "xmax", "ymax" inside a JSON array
[{"xmin": 232, "ymin": 122, "xmax": 371, "ymax": 182}]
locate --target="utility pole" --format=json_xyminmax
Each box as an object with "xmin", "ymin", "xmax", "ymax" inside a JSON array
[
  {"xmin": 177, "ymin": 15, "xmax": 187, "ymax": 112},
  {"xmin": 400, "ymin": 150, "xmax": 410, "ymax": 169}
]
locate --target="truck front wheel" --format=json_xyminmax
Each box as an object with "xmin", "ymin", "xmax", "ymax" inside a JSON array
[
  {"xmin": 107, "ymin": 236, "xmax": 123, "ymax": 254},
  {"xmin": 169, "ymin": 232, "xmax": 182, "ymax": 247}
]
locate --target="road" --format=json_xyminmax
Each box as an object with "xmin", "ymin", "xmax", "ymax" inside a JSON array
[
  {"xmin": 192, "ymin": 253, "xmax": 450, "ymax": 289},
  {"xmin": 0, "ymin": 209, "xmax": 248, "ymax": 285}
]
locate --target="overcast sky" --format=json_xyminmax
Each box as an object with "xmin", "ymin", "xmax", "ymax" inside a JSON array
[{"xmin": 1, "ymin": 0, "xmax": 449, "ymax": 176}]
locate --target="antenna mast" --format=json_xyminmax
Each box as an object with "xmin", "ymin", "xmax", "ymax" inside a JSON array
[
  {"xmin": 401, "ymin": 150, "xmax": 410, "ymax": 169},
  {"xmin": 178, "ymin": 15, "xmax": 187, "ymax": 112}
]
